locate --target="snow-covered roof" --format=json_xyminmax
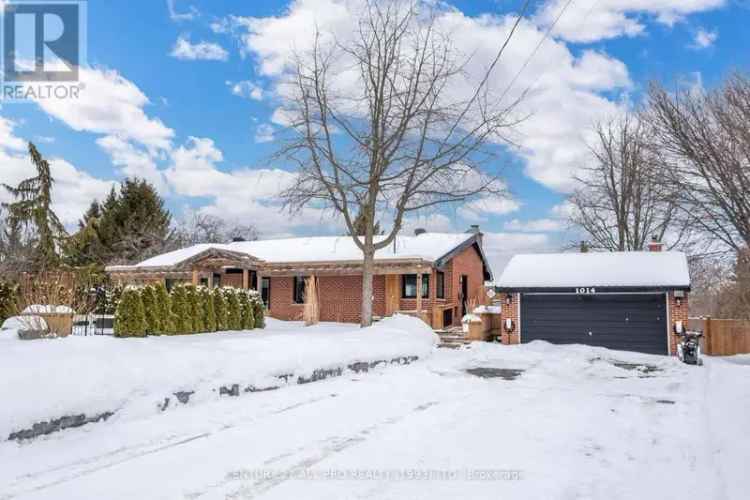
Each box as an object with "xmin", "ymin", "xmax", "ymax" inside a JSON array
[
  {"xmin": 117, "ymin": 232, "xmax": 480, "ymax": 269},
  {"xmin": 497, "ymin": 251, "xmax": 690, "ymax": 289}
]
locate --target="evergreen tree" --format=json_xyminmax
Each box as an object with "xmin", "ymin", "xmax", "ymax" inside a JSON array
[
  {"xmin": 114, "ymin": 286, "xmax": 147, "ymax": 337},
  {"xmin": 238, "ymin": 290, "xmax": 255, "ymax": 330},
  {"xmin": 250, "ymin": 291, "xmax": 265, "ymax": 329},
  {"xmin": 96, "ymin": 178, "xmax": 173, "ymax": 264},
  {"xmin": 170, "ymin": 284, "xmax": 192, "ymax": 334},
  {"xmin": 2, "ymin": 142, "xmax": 67, "ymax": 269},
  {"xmin": 153, "ymin": 282, "xmax": 173, "ymax": 334},
  {"xmin": 200, "ymin": 286, "xmax": 216, "ymax": 332},
  {"xmin": 141, "ymin": 285, "xmax": 160, "ymax": 335},
  {"xmin": 212, "ymin": 287, "xmax": 228, "ymax": 331},
  {"xmin": 224, "ymin": 288, "xmax": 242, "ymax": 330},
  {"xmin": 0, "ymin": 281, "xmax": 19, "ymax": 324},
  {"xmin": 63, "ymin": 200, "xmax": 105, "ymax": 267},
  {"xmin": 186, "ymin": 285, "xmax": 205, "ymax": 333}
]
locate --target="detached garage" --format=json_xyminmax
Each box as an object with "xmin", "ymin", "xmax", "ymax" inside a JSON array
[{"xmin": 495, "ymin": 247, "xmax": 691, "ymax": 355}]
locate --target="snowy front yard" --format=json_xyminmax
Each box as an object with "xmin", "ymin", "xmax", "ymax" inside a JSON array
[{"xmin": 1, "ymin": 328, "xmax": 749, "ymax": 499}]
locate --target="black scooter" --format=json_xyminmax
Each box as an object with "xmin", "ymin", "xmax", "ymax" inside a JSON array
[{"xmin": 676, "ymin": 330, "xmax": 703, "ymax": 366}]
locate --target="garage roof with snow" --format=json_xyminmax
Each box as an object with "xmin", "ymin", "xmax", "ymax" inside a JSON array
[{"xmin": 496, "ymin": 251, "xmax": 691, "ymax": 291}]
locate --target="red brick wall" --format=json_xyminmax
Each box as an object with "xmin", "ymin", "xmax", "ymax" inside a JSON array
[
  {"xmin": 668, "ymin": 291, "xmax": 689, "ymax": 356},
  {"xmin": 267, "ymin": 275, "xmax": 385, "ymax": 323},
  {"xmin": 500, "ymin": 293, "xmax": 520, "ymax": 344}
]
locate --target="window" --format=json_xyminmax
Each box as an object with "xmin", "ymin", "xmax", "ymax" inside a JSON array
[
  {"xmin": 402, "ymin": 274, "xmax": 429, "ymax": 299},
  {"xmin": 212, "ymin": 273, "xmax": 222, "ymax": 288},
  {"xmin": 261, "ymin": 278, "xmax": 270, "ymax": 307},
  {"xmin": 224, "ymin": 268, "xmax": 243, "ymax": 274},
  {"xmin": 293, "ymin": 276, "xmax": 306, "ymax": 304},
  {"xmin": 165, "ymin": 278, "xmax": 179, "ymax": 292},
  {"xmin": 436, "ymin": 271, "xmax": 445, "ymax": 299}
]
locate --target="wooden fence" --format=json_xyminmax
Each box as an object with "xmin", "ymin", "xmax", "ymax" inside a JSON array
[{"xmin": 688, "ymin": 317, "xmax": 750, "ymax": 356}]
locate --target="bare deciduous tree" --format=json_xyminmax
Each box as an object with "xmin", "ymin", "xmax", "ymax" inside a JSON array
[
  {"xmin": 277, "ymin": 0, "xmax": 525, "ymax": 325},
  {"xmin": 569, "ymin": 112, "xmax": 685, "ymax": 251},
  {"xmin": 647, "ymin": 74, "xmax": 750, "ymax": 253},
  {"xmin": 175, "ymin": 213, "xmax": 259, "ymax": 246}
]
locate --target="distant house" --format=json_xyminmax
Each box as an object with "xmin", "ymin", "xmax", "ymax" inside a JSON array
[
  {"xmin": 495, "ymin": 240, "xmax": 690, "ymax": 355},
  {"xmin": 106, "ymin": 227, "xmax": 492, "ymax": 329}
]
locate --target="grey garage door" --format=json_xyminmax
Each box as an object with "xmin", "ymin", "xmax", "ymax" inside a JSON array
[{"xmin": 521, "ymin": 294, "xmax": 668, "ymax": 355}]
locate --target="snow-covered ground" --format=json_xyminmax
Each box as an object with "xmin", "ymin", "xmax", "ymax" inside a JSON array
[
  {"xmin": 0, "ymin": 315, "xmax": 437, "ymax": 441},
  {"xmin": 1, "ymin": 336, "xmax": 749, "ymax": 499}
]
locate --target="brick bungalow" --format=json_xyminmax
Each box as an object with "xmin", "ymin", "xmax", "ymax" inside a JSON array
[
  {"xmin": 106, "ymin": 227, "xmax": 492, "ymax": 329},
  {"xmin": 494, "ymin": 240, "xmax": 690, "ymax": 355}
]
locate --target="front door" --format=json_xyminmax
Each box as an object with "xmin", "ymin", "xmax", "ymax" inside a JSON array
[{"xmin": 385, "ymin": 275, "xmax": 400, "ymax": 316}]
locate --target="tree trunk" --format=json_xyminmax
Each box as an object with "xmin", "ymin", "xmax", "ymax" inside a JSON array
[{"xmin": 360, "ymin": 247, "xmax": 375, "ymax": 327}]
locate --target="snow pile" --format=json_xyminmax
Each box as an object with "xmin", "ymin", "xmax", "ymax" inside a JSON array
[
  {"xmin": 1, "ymin": 315, "xmax": 48, "ymax": 334},
  {"xmin": 0, "ymin": 315, "xmax": 437, "ymax": 439},
  {"xmin": 22, "ymin": 305, "xmax": 74, "ymax": 314}
]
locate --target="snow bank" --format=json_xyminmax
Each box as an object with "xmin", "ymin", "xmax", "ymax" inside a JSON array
[
  {"xmin": 22, "ymin": 305, "xmax": 74, "ymax": 314},
  {"xmin": 0, "ymin": 315, "xmax": 437, "ymax": 439},
  {"xmin": 1, "ymin": 315, "xmax": 48, "ymax": 333}
]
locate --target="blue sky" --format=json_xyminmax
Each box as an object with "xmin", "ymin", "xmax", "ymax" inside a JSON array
[{"xmin": 0, "ymin": 0, "xmax": 748, "ymax": 271}]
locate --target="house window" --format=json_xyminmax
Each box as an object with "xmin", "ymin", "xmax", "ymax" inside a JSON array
[
  {"xmin": 261, "ymin": 278, "xmax": 270, "ymax": 307},
  {"xmin": 402, "ymin": 274, "xmax": 429, "ymax": 299},
  {"xmin": 224, "ymin": 268, "xmax": 243, "ymax": 274},
  {"xmin": 436, "ymin": 271, "xmax": 445, "ymax": 299},
  {"xmin": 293, "ymin": 276, "xmax": 306, "ymax": 304},
  {"xmin": 212, "ymin": 273, "xmax": 222, "ymax": 288}
]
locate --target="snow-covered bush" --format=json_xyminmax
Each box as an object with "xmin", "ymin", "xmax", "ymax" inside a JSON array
[
  {"xmin": 212, "ymin": 287, "xmax": 228, "ymax": 331},
  {"xmin": 104, "ymin": 283, "xmax": 123, "ymax": 315},
  {"xmin": 248, "ymin": 289, "xmax": 265, "ymax": 329},
  {"xmin": 238, "ymin": 290, "xmax": 255, "ymax": 330},
  {"xmin": 186, "ymin": 285, "xmax": 205, "ymax": 333},
  {"xmin": 114, "ymin": 286, "xmax": 147, "ymax": 337},
  {"xmin": 170, "ymin": 284, "xmax": 192, "ymax": 334},
  {"xmin": 224, "ymin": 288, "xmax": 242, "ymax": 331},
  {"xmin": 141, "ymin": 285, "xmax": 160, "ymax": 335},
  {"xmin": 153, "ymin": 283, "xmax": 173, "ymax": 334},
  {"xmin": 200, "ymin": 286, "xmax": 216, "ymax": 332}
]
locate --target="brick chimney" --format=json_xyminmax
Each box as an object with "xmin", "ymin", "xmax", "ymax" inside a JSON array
[{"xmin": 647, "ymin": 236, "xmax": 663, "ymax": 252}]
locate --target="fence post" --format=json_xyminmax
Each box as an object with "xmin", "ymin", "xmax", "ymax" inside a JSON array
[{"xmin": 704, "ymin": 317, "xmax": 712, "ymax": 355}]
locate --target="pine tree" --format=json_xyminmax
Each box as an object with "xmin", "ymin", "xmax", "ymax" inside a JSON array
[
  {"xmin": 63, "ymin": 200, "xmax": 105, "ymax": 267},
  {"xmin": 224, "ymin": 288, "xmax": 242, "ymax": 331},
  {"xmin": 153, "ymin": 282, "xmax": 173, "ymax": 334},
  {"xmin": 0, "ymin": 281, "xmax": 19, "ymax": 324},
  {"xmin": 213, "ymin": 287, "xmax": 228, "ymax": 331},
  {"xmin": 200, "ymin": 286, "xmax": 216, "ymax": 332},
  {"xmin": 141, "ymin": 285, "xmax": 160, "ymax": 335},
  {"xmin": 250, "ymin": 291, "xmax": 265, "ymax": 329},
  {"xmin": 186, "ymin": 285, "xmax": 205, "ymax": 333},
  {"xmin": 170, "ymin": 284, "xmax": 192, "ymax": 334},
  {"xmin": 238, "ymin": 290, "xmax": 255, "ymax": 330},
  {"xmin": 2, "ymin": 142, "xmax": 67, "ymax": 269},
  {"xmin": 96, "ymin": 178, "xmax": 173, "ymax": 264},
  {"xmin": 114, "ymin": 286, "xmax": 147, "ymax": 337}
]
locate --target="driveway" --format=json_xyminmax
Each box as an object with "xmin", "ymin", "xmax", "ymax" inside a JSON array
[{"xmin": 1, "ymin": 342, "xmax": 748, "ymax": 499}]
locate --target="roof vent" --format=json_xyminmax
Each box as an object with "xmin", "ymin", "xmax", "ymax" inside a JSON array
[{"xmin": 414, "ymin": 228, "xmax": 426, "ymax": 236}]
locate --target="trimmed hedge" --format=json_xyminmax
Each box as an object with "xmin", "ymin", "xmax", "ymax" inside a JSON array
[{"xmin": 112, "ymin": 284, "xmax": 265, "ymax": 337}]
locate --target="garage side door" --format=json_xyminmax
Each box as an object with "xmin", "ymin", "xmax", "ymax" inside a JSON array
[{"xmin": 521, "ymin": 294, "xmax": 668, "ymax": 355}]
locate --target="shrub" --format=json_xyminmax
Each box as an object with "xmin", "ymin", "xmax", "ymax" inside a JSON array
[
  {"xmin": 186, "ymin": 285, "xmax": 205, "ymax": 333},
  {"xmin": 114, "ymin": 286, "xmax": 147, "ymax": 337},
  {"xmin": 224, "ymin": 288, "xmax": 242, "ymax": 331},
  {"xmin": 105, "ymin": 283, "xmax": 124, "ymax": 315},
  {"xmin": 200, "ymin": 286, "xmax": 216, "ymax": 332},
  {"xmin": 238, "ymin": 290, "xmax": 255, "ymax": 330},
  {"xmin": 0, "ymin": 282, "xmax": 19, "ymax": 324},
  {"xmin": 141, "ymin": 284, "xmax": 161, "ymax": 335},
  {"xmin": 153, "ymin": 282, "xmax": 174, "ymax": 334},
  {"xmin": 249, "ymin": 290, "xmax": 265, "ymax": 329},
  {"xmin": 213, "ymin": 287, "xmax": 228, "ymax": 331},
  {"xmin": 170, "ymin": 284, "xmax": 192, "ymax": 334}
]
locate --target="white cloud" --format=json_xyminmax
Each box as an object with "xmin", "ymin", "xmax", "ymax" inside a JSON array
[
  {"xmin": 457, "ymin": 197, "xmax": 521, "ymax": 222},
  {"xmin": 254, "ymin": 123, "xmax": 275, "ymax": 143},
  {"xmin": 503, "ymin": 218, "xmax": 565, "ymax": 232},
  {"xmin": 535, "ymin": 0, "xmax": 725, "ymax": 43},
  {"xmin": 690, "ymin": 28, "xmax": 718, "ymax": 49},
  {"xmin": 165, "ymin": 137, "xmax": 334, "ymax": 236},
  {"xmin": 33, "ymin": 67, "xmax": 174, "ymax": 151},
  {"xmin": 228, "ymin": 80, "xmax": 264, "ymax": 100},
  {"xmin": 229, "ymin": 0, "xmax": 635, "ymax": 193},
  {"xmin": 96, "ymin": 135, "xmax": 168, "ymax": 193},
  {"xmin": 482, "ymin": 231, "xmax": 552, "ymax": 276},
  {"xmin": 170, "ymin": 36, "xmax": 229, "ymax": 61},
  {"xmin": 166, "ymin": 0, "xmax": 198, "ymax": 22},
  {"xmin": 0, "ymin": 117, "xmax": 26, "ymax": 151}
]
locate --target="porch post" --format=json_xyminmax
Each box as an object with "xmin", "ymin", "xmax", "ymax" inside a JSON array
[
  {"xmin": 242, "ymin": 269, "xmax": 249, "ymax": 289},
  {"xmin": 416, "ymin": 271, "xmax": 423, "ymax": 316},
  {"xmin": 207, "ymin": 273, "xmax": 214, "ymax": 288},
  {"xmin": 192, "ymin": 269, "xmax": 199, "ymax": 286},
  {"xmin": 255, "ymin": 271, "xmax": 262, "ymax": 291}
]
